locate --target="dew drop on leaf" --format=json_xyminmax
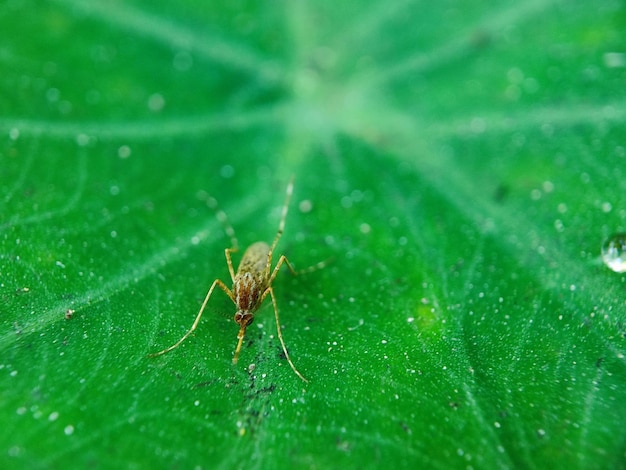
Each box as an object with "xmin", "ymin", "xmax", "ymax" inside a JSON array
[{"xmin": 601, "ymin": 233, "xmax": 626, "ymax": 273}]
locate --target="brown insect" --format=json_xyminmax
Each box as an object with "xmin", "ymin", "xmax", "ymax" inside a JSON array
[{"xmin": 150, "ymin": 178, "xmax": 320, "ymax": 382}]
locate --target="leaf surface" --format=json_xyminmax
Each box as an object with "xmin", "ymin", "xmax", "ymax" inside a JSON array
[{"xmin": 1, "ymin": 1, "xmax": 625, "ymax": 469}]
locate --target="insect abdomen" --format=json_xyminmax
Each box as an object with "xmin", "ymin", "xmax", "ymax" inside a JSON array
[{"xmin": 236, "ymin": 241, "xmax": 270, "ymax": 275}]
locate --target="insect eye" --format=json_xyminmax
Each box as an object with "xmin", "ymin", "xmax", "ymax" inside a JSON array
[{"xmin": 234, "ymin": 312, "xmax": 254, "ymax": 326}]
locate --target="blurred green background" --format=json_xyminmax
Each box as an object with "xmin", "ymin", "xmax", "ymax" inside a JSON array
[{"xmin": 1, "ymin": 0, "xmax": 626, "ymax": 468}]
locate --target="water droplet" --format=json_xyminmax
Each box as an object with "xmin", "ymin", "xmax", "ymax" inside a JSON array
[
  {"xmin": 601, "ymin": 233, "xmax": 626, "ymax": 273},
  {"xmin": 298, "ymin": 199, "xmax": 313, "ymax": 213},
  {"xmin": 117, "ymin": 145, "xmax": 131, "ymax": 159},
  {"xmin": 147, "ymin": 93, "xmax": 165, "ymax": 112}
]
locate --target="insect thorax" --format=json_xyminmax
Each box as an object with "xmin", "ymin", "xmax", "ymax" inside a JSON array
[{"xmin": 233, "ymin": 271, "xmax": 264, "ymax": 312}]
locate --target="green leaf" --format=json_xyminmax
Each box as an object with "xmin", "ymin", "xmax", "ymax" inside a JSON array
[{"xmin": 2, "ymin": 0, "xmax": 625, "ymax": 468}]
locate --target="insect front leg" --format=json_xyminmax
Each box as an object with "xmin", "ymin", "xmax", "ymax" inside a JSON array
[
  {"xmin": 262, "ymin": 285, "xmax": 308, "ymax": 382},
  {"xmin": 149, "ymin": 278, "xmax": 233, "ymax": 357}
]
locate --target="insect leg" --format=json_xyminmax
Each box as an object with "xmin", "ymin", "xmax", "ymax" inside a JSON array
[
  {"xmin": 225, "ymin": 247, "xmax": 237, "ymax": 282},
  {"xmin": 149, "ymin": 279, "xmax": 233, "ymax": 357},
  {"xmin": 268, "ymin": 254, "xmax": 298, "ymax": 285},
  {"xmin": 265, "ymin": 286, "xmax": 308, "ymax": 382},
  {"xmin": 206, "ymin": 196, "xmax": 239, "ymax": 252},
  {"xmin": 269, "ymin": 253, "xmax": 331, "ymax": 283},
  {"xmin": 294, "ymin": 257, "xmax": 332, "ymax": 275},
  {"xmin": 268, "ymin": 177, "xmax": 294, "ymax": 256}
]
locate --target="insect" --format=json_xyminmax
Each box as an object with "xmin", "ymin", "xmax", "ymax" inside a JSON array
[{"xmin": 150, "ymin": 178, "xmax": 318, "ymax": 382}]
